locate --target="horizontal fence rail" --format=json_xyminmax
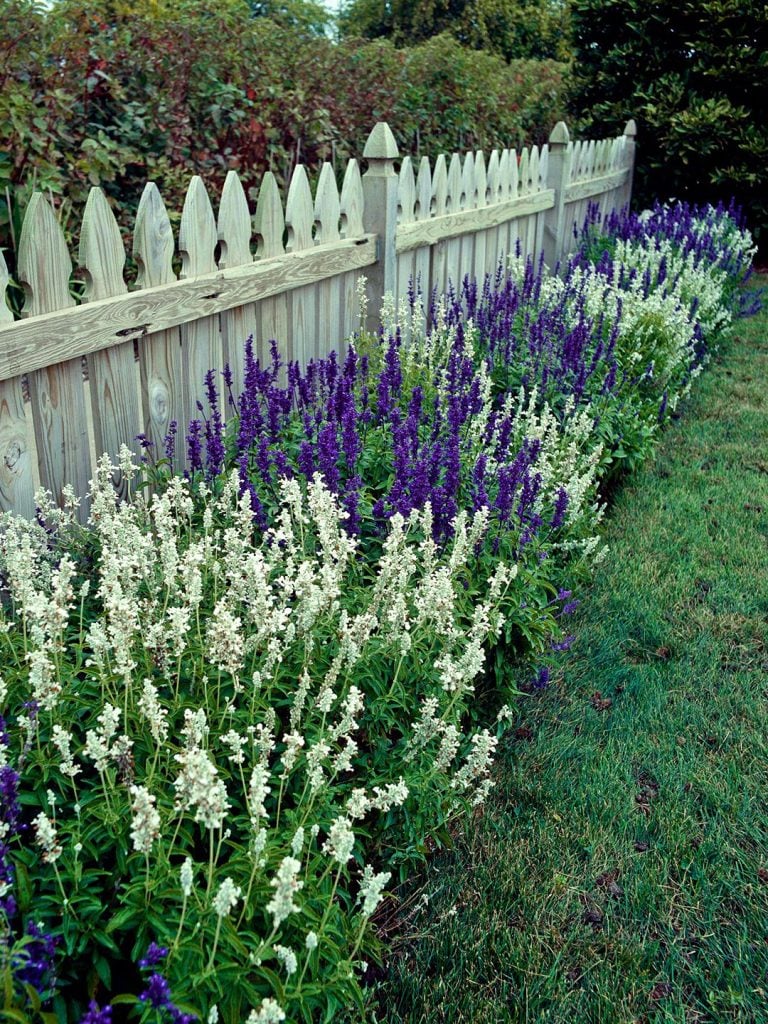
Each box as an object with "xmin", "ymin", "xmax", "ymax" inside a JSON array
[{"xmin": 0, "ymin": 118, "xmax": 636, "ymax": 520}]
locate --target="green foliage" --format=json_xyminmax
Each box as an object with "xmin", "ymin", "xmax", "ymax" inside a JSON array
[
  {"xmin": 0, "ymin": 0, "xmax": 567, "ymax": 291},
  {"xmin": 339, "ymin": 0, "xmax": 572, "ymax": 61},
  {"xmin": 569, "ymin": 0, "xmax": 768, "ymax": 240}
]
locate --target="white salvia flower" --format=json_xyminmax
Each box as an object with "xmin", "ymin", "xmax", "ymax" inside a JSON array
[
  {"xmin": 222, "ymin": 730, "xmax": 246, "ymax": 766},
  {"xmin": 83, "ymin": 703, "xmax": 121, "ymax": 773},
  {"xmin": 180, "ymin": 857, "xmax": 194, "ymax": 898},
  {"xmin": 323, "ymin": 816, "xmax": 355, "ymax": 865},
  {"xmin": 305, "ymin": 931, "xmax": 318, "ymax": 950},
  {"xmin": 305, "ymin": 739, "xmax": 330, "ymax": 791},
  {"xmin": 358, "ymin": 865, "xmax": 392, "ymax": 917},
  {"xmin": 266, "ymin": 856, "xmax": 303, "ymax": 927},
  {"xmin": 434, "ymin": 724, "xmax": 462, "ymax": 772},
  {"xmin": 207, "ymin": 1008, "xmax": 219, "ymax": 1024},
  {"xmin": 138, "ymin": 679, "xmax": 169, "ymax": 744},
  {"xmin": 206, "ymin": 599, "xmax": 244, "ymax": 677},
  {"xmin": 346, "ymin": 788, "xmax": 371, "ymax": 821},
  {"xmin": 129, "ymin": 785, "xmax": 161, "ymax": 855},
  {"xmin": 212, "ymin": 877, "xmax": 241, "ymax": 918},
  {"xmin": 51, "ymin": 725, "xmax": 80, "ymax": 778},
  {"xmin": 291, "ymin": 827, "xmax": 305, "ymax": 858},
  {"xmin": 371, "ymin": 778, "xmax": 409, "ymax": 812},
  {"xmin": 33, "ymin": 811, "xmax": 62, "ymax": 863},
  {"xmin": 173, "ymin": 747, "xmax": 230, "ymax": 831},
  {"xmin": 274, "ymin": 944, "xmax": 298, "ymax": 975},
  {"xmin": 246, "ymin": 999, "xmax": 286, "ymax": 1024},
  {"xmin": 247, "ymin": 764, "xmax": 271, "ymax": 824},
  {"xmin": 250, "ymin": 827, "xmax": 268, "ymax": 867}
]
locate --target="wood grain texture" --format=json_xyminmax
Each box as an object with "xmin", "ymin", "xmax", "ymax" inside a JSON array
[
  {"xmin": 0, "ymin": 247, "xmax": 35, "ymax": 515},
  {"xmin": 340, "ymin": 159, "xmax": 365, "ymax": 338},
  {"xmin": 80, "ymin": 187, "xmax": 143, "ymax": 482},
  {"xmin": 286, "ymin": 164, "xmax": 317, "ymax": 364},
  {"xmin": 445, "ymin": 153, "xmax": 463, "ymax": 296},
  {"xmin": 314, "ymin": 162, "xmax": 342, "ymax": 353},
  {"xmin": 134, "ymin": 182, "xmax": 184, "ymax": 460},
  {"xmin": 255, "ymin": 171, "xmax": 288, "ymax": 367},
  {"xmin": 0, "ymin": 236, "xmax": 377, "ymax": 381},
  {"xmin": 179, "ymin": 175, "xmax": 223, "ymax": 431},
  {"xmin": 396, "ymin": 190, "xmax": 554, "ymax": 254},
  {"xmin": 18, "ymin": 193, "xmax": 91, "ymax": 510},
  {"xmin": 413, "ymin": 156, "xmax": 432, "ymax": 303},
  {"xmin": 218, "ymin": 170, "xmax": 257, "ymax": 396},
  {"xmin": 396, "ymin": 156, "xmax": 417, "ymax": 310},
  {"xmin": 564, "ymin": 167, "xmax": 629, "ymax": 204},
  {"xmin": 431, "ymin": 155, "xmax": 448, "ymax": 296}
]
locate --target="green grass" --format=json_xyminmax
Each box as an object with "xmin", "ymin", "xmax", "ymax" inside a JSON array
[{"xmin": 369, "ymin": 281, "xmax": 768, "ymax": 1024}]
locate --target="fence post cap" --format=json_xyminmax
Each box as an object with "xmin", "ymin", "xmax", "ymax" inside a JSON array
[
  {"xmin": 363, "ymin": 122, "xmax": 399, "ymax": 160},
  {"xmin": 549, "ymin": 121, "xmax": 570, "ymax": 146},
  {"xmin": 624, "ymin": 118, "xmax": 637, "ymax": 138}
]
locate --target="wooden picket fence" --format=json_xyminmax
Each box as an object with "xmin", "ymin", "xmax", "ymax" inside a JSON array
[{"xmin": 0, "ymin": 118, "xmax": 636, "ymax": 520}]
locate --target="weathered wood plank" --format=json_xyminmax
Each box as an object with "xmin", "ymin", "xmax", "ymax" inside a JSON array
[
  {"xmin": 396, "ymin": 156, "xmax": 417, "ymax": 311},
  {"xmin": 431, "ymin": 154, "xmax": 448, "ymax": 297},
  {"xmin": 564, "ymin": 167, "xmax": 629, "ymax": 204},
  {"xmin": 179, "ymin": 175, "xmax": 223, "ymax": 432},
  {"xmin": 0, "ymin": 248, "xmax": 36, "ymax": 516},
  {"xmin": 18, "ymin": 193, "xmax": 91, "ymax": 510},
  {"xmin": 218, "ymin": 170, "xmax": 256, "ymax": 398},
  {"xmin": 0, "ymin": 235, "xmax": 377, "ymax": 382},
  {"xmin": 134, "ymin": 182, "xmax": 184, "ymax": 462},
  {"xmin": 285, "ymin": 164, "xmax": 317, "ymax": 365},
  {"xmin": 445, "ymin": 153, "xmax": 463, "ymax": 295},
  {"xmin": 413, "ymin": 156, "xmax": 432, "ymax": 304},
  {"xmin": 314, "ymin": 162, "xmax": 342, "ymax": 354},
  {"xmin": 80, "ymin": 187, "xmax": 142, "ymax": 486},
  {"xmin": 397, "ymin": 190, "xmax": 554, "ymax": 254},
  {"xmin": 340, "ymin": 158, "xmax": 365, "ymax": 338},
  {"xmin": 255, "ymin": 171, "xmax": 288, "ymax": 368}
]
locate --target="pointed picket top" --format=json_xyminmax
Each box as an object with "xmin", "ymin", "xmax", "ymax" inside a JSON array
[
  {"xmin": 487, "ymin": 149, "xmax": 501, "ymax": 206},
  {"xmin": 518, "ymin": 148, "xmax": 530, "ymax": 196},
  {"xmin": 498, "ymin": 149, "xmax": 512, "ymax": 200},
  {"xmin": 415, "ymin": 156, "xmax": 432, "ymax": 221},
  {"xmin": 397, "ymin": 155, "xmax": 416, "ymax": 224},
  {"xmin": 79, "ymin": 188, "xmax": 127, "ymax": 303},
  {"xmin": 474, "ymin": 151, "xmax": 488, "ymax": 208},
  {"xmin": 134, "ymin": 183, "xmax": 176, "ymax": 288},
  {"xmin": 462, "ymin": 152, "xmax": 476, "ymax": 209},
  {"xmin": 363, "ymin": 121, "xmax": 399, "ymax": 161},
  {"xmin": 539, "ymin": 144, "xmax": 549, "ymax": 188},
  {"xmin": 509, "ymin": 149, "xmax": 519, "ymax": 199},
  {"xmin": 286, "ymin": 164, "xmax": 314, "ymax": 252},
  {"xmin": 218, "ymin": 171, "xmax": 253, "ymax": 269},
  {"xmin": 0, "ymin": 248, "xmax": 14, "ymax": 324},
  {"xmin": 255, "ymin": 172, "xmax": 285, "ymax": 259},
  {"xmin": 340, "ymin": 158, "xmax": 364, "ymax": 238},
  {"xmin": 314, "ymin": 162, "xmax": 341, "ymax": 244},
  {"xmin": 431, "ymin": 154, "xmax": 448, "ymax": 217},
  {"xmin": 447, "ymin": 153, "xmax": 463, "ymax": 212},
  {"xmin": 586, "ymin": 140, "xmax": 597, "ymax": 179},
  {"xmin": 179, "ymin": 176, "xmax": 217, "ymax": 280},
  {"xmin": 529, "ymin": 146, "xmax": 540, "ymax": 193},
  {"xmin": 18, "ymin": 193, "xmax": 75, "ymax": 318},
  {"xmin": 624, "ymin": 119, "xmax": 637, "ymax": 139}
]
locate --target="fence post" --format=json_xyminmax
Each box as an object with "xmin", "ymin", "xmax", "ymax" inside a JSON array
[
  {"xmin": 543, "ymin": 120, "xmax": 570, "ymax": 268},
  {"xmin": 623, "ymin": 119, "xmax": 637, "ymax": 210},
  {"xmin": 362, "ymin": 122, "xmax": 399, "ymax": 332}
]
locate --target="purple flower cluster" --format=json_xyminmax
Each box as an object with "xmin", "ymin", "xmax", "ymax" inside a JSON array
[{"xmin": 138, "ymin": 943, "xmax": 197, "ymax": 1024}]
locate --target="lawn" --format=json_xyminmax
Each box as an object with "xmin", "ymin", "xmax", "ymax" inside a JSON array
[{"xmin": 373, "ymin": 277, "xmax": 768, "ymax": 1024}]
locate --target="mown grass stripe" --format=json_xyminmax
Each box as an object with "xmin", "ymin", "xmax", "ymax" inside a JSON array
[{"xmin": 373, "ymin": 278, "xmax": 768, "ymax": 1024}]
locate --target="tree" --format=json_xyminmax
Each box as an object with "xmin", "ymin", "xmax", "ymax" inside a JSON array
[
  {"xmin": 339, "ymin": 0, "xmax": 572, "ymax": 61},
  {"xmin": 569, "ymin": 0, "xmax": 768, "ymax": 239}
]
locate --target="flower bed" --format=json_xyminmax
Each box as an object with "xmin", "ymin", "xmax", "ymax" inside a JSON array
[{"xmin": 0, "ymin": 202, "xmax": 756, "ymax": 1023}]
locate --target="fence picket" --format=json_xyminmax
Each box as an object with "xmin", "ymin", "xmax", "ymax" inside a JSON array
[
  {"xmin": 314, "ymin": 162, "xmax": 342, "ymax": 353},
  {"xmin": 414, "ymin": 156, "xmax": 432, "ymax": 303},
  {"xmin": 80, "ymin": 187, "xmax": 142, "ymax": 489},
  {"xmin": 340, "ymin": 158, "xmax": 364, "ymax": 337},
  {"xmin": 218, "ymin": 170, "xmax": 256, "ymax": 397},
  {"xmin": 285, "ymin": 165, "xmax": 317, "ymax": 365},
  {"xmin": 396, "ymin": 156, "xmax": 417, "ymax": 311},
  {"xmin": 0, "ymin": 248, "xmax": 35, "ymax": 516},
  {"xmin": 459, "ymin": 153, "xmax": 476, "ymax": 284},
  {"xmin": 134, "ymin": 182, "xmax": 184, "ymax": 462},
  {"xmin": 255, "ymin": 171, "xmax": 288, "ymax": 369},
  {"xmin": 179, "ymin": 175, "xmax": 222, "ymax": 432},
  {"xmin": 445, "ymin": 153, "xmax": 463, "ymax": 296},
  {"xmin": 18, "ymin": 193, "xmax": 91, "ymax": 510}
]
